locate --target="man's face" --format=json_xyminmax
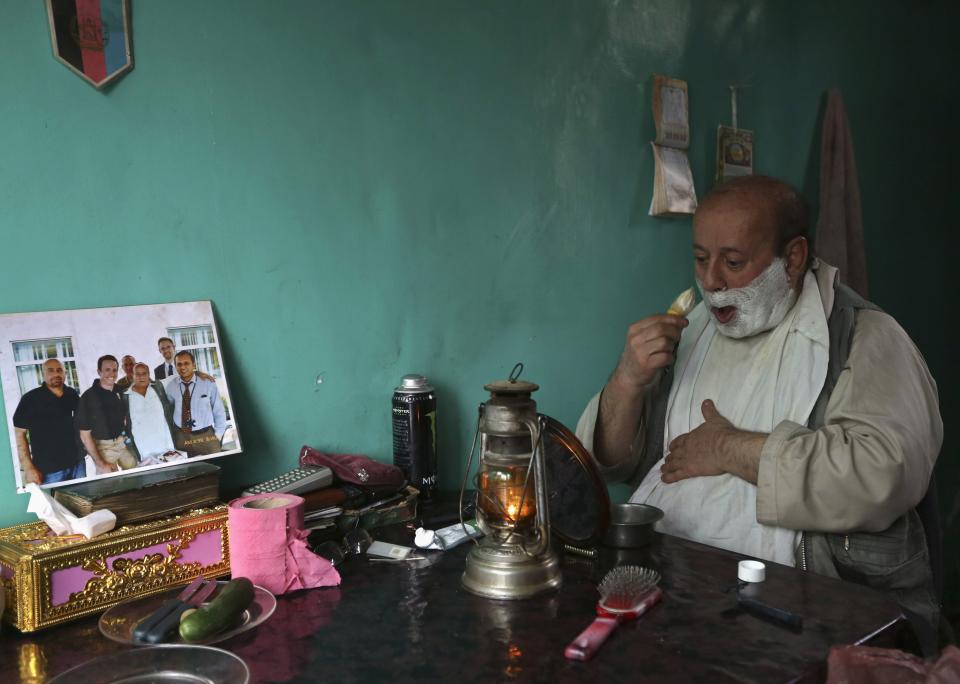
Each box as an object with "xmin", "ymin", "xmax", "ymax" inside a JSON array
[
  {"xmin": 122, "ymin": 356, "xmax": 135, "ymax": 377},
  {"xmin": 159, "ymin": 340, "xmax": 175, "ymax": 362},
  {"xmin": 98, "ymin": 360, "xmax": 119, "ymax": 388},
  {"xmin": 692, "ymin": 197, "xmax": 779, "ymax": 326},
  {"xmin": 176, "ymin": 355, "xmax": 195, "ymax": 380},
  {"xmin": 42, "ymin": 360, "xmax": 65, "ymax": 388},
  {"xmin": 133, "ymin": 365, "xmax": 151, "ymax": 391}
]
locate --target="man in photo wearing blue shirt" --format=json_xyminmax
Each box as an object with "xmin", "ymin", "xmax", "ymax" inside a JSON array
[{"xmin": 166, "ymin": 350, "xmax": 225, "ymax": 456}]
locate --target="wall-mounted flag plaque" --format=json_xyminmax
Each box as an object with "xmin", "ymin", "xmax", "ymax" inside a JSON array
[{"xmin": 46, "ymin": 0, "xmax": 133, "ymax": 90}]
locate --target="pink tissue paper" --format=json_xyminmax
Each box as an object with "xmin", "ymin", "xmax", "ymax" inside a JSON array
[{"xmin": 228, "ymin": 493, "xmax": 340, "ymax": 594}]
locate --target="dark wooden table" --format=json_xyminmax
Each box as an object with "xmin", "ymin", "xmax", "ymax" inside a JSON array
[{"xmin": 0, "ymin": 524, "xmax": 903, "ymax": 683}]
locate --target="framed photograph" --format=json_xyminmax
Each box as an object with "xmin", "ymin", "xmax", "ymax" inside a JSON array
[
  {"xmin": 0, "ymin": 301, "xmax": 241, "ymax": 492},
  {"xmin": 46, "ymin": 0, "xmax": 133, "ymax": 89}
]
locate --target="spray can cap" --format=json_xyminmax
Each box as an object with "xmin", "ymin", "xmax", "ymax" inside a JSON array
[{"xmin": 396, "ymin": 374, "xmax": 434, "ymax": 393}]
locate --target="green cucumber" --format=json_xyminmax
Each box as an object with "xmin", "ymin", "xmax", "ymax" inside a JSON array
[{"xmin": 178, "ymin": 577, "xmax": 255, "ymax": 642}]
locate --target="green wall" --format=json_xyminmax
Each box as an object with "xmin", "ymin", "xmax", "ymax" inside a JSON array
[{"xmin": 1, "ymin": 1, "xmax": 956, "ymax": 611}]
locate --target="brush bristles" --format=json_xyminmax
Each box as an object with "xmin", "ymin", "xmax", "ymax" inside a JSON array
[{"xmin": 599, "ymin": 565, "xmax": 660, "ymax": 610}]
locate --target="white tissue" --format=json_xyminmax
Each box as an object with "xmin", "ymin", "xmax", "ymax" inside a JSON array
[
  {"xmin": 414, "ymin": 521, "xmax": 482, "ymax": 551},
  {"xmin": 26, "ymin": 483, "xmax": 116, "ymax": 539},
  {"xmin": 72, "ymin": 509, "xmax": 117, "ymax": 538},
  {"xmin": 414, "ymin": 528, "xmax": 437, "ymax": 548}
]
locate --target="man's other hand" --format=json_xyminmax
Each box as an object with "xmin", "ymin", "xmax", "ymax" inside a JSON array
[
  {"xmin": 661, "ymin": 400, "xmax": 766, "ymax": 484},
  {"xmin": 612, "ymin": 314, "xmax": 688, "ymax": 390}
]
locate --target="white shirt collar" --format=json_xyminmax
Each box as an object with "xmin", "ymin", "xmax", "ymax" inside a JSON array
[
  {"xmin": 788, "ymin": 268, "xmax": 830, "ymax": 349},
  {"xmin": 812, "ymin": 258, "xmax": 839, "ymax": 319}
]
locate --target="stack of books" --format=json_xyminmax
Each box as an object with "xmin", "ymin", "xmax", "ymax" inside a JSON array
[{"xmin": 54, "ymin": 462, "xmax": 221, "ymax": 525}]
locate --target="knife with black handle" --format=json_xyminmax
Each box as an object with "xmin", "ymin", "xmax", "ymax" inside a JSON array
[{"xmin": 133, "ymin": 578, "xmax": 218, "ymax": 644}]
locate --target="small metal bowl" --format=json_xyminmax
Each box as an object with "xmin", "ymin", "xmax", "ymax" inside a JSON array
[{"xmin": 602, "ymin": 503, "xmax": 664, "ymax": 548}]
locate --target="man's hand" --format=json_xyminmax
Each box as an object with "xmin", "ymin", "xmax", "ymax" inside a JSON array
[
  {"xmin": 80, "ymin": 430, "xmax": 120, "ymax": 475},
  {"xmin": 196, "ymin": 371, "xmax": 216, "ymax": 383},
  {"xmin": 611, "ymin": 314, "xmax": 689, "ymax": 390},
  {"xmin": 15, "ymin": 428, "xmax": 43, "ymax": 485},
  {"xmin": 594, "ymin": 314, "xmax": 688, "ymax": 468},
  {"xmin": 94, "ymin": 460, "xmax": 119, "ymax": 475},
  {"xmin": 22, "ymin": 464, "xmax": 43, "ymax": 485},
  {"xmin": 661, "ymin": 399, "xmax": 766, "ymax": 484}
]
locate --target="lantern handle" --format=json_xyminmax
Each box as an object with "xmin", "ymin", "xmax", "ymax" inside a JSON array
[
  {"xmin": 458, "ymin": 404, "xmax": 484, "ymax": 546},
  {"xmin": 508, "ymin": 362, "xmax": 524, "ymax": 383},
  {"xmin": 518, "ymin": 414, "xmax": 551, "ymax": 557}
]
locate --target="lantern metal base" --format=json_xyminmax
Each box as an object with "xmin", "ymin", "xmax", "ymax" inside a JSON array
[{"xmin": 461, "ymin": 541, "xmax": 561, "ymax": 600}]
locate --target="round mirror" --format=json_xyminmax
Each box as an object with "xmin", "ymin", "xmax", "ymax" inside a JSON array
[{"xmin": 541, "ymin": 415, "xmax": 610, "ymax": 548}]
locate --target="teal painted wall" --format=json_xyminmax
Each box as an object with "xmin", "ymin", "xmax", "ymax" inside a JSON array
[{"xmin": 1, "ymin": 2, "xmax": 956, "ymax": 611}]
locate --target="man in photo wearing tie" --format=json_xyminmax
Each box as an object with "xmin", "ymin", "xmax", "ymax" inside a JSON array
[
  {"xmin": 155, "ymin": 337, "xmax": 177, "ymax": 381},
  {"xmin": 166, "ymin": 351, "xmax": 225, "ymax": 456}
]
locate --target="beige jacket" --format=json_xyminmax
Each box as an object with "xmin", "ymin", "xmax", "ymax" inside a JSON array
[
  {"xmin": 577, "ymin": 263, "xmax": 943, "ymax": 533},
  {"xmin": 756, "ymin": 304, "xmax": 941, "ymax": 532}
]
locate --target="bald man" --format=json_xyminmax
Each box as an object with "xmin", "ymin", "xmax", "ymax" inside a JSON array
[
  {"xmin": 13, "ymin": 358, "xmax": 84, "ymax": 485},
  {"xmin": 115, "ymin": 354, "xmax": 136, "ymax": 393},
  {"xmin": 576, "ymin": 175, "xmax": 943, "ymax": 651},
  {"xmin": 124, "ymin": 362, "xmax": 178, "ymax": 460}
]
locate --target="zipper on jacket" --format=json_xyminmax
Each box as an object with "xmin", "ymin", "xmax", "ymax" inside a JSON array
[{"xmin": 799, "ymin": 532, "xmax": 807, "ymax": 571}]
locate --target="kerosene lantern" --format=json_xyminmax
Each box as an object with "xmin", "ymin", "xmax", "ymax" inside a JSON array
[{"xmin": 461, "ymin": 365, "xmax": 561, "ymax": 599}]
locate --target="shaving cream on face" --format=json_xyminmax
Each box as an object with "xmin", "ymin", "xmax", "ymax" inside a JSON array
[{"xmin": 697, "ymin": 257, "xmax": 797, "ymax": 338}]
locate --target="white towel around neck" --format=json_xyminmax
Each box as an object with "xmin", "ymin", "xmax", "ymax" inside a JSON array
[{"xmin": 630, "ymin": 269, "xmax": 829, "ymax": 565}]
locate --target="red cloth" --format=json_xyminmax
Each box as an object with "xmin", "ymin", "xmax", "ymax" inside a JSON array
[
  {"xmin": 299, "ymin": 445, "xmax": 405, "ymax": 493},
  {"xmin": 928, "ymin": 645, "xmax": 960, "ymax": 683},
  {"xmin": 826, "ymin": 644, "xmax": 960, "ymax": 683},
  {"xmin": 816, "ymin": 88, "xmax": 869, "ymax": 298}
]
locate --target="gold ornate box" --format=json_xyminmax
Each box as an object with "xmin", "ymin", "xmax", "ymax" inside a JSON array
[{"xmin": 0, "ymin": 505, "xmax": 230, "ymax": 633}]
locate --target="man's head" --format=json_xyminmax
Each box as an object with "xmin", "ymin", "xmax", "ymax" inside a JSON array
[
  {"xmin": 175, "ymin": 351, "xmax": 196, "ymax": 381},
  {"xmin": 97, "ymin": 355, "xmax": 119, "ymax": 389},
  {"xmin": 42, "ymin": 359, "xmax": 65, "ymax": 389},
  {"xmin": 158, "ymin": 337, "xmax": 175, "ymax": 362},
  {"xmin": 692, "ymin": 175, "xmax": 810, "ymax": 338},
  {"xmin": 121, "ymin": 355, "xmax": 135, "ymax": 378},
  {"xmin": 132, "ymin": 363, "xmax": 151, "ymax": 392}
]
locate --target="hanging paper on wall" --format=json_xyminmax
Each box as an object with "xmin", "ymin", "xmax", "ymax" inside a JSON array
[
  {"xmin": 650, "ymin": 143, "xmax": 698, "ymax": 217},
  {"xmin": 716, "ymin": 126, "xmax": 754, "ymax": 181},
  {"xmin": 715, "ymin": 86, "xmax": 754, "ymax": 182},
  {"xmin": 649, "ymin": 75, "xmax": 697, "ymax": 217},
  {"xmin": 45, "ymin": 0, "xmax": 133, "ymax": 90}
]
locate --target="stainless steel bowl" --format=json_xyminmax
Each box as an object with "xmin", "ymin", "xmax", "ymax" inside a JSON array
[{"xmin": 602, "ymin": 503, "xmax": 664, "ymax": 548}]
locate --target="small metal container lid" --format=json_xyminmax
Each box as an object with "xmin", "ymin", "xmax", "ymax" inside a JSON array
[{"xmin": 395, "ymin": 374, "xmax": 434, "ymax": 394}]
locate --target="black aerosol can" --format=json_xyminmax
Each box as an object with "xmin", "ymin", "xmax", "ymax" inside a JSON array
[{"xmin": 392, "ymin": 374, "xmax": 438, "ymax": 500}]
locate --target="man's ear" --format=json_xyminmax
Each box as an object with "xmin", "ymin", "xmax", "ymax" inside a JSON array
[{"xmin": 783, "ymin": 236, "xmax": 808, "ymax": 287}]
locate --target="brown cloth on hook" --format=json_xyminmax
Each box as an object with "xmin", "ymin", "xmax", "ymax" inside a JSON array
[{"xmin": 816, "ymin": 88, "xmax": 869, "ymax": 297}]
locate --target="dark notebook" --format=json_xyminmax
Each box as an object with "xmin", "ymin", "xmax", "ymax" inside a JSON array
[{"xmin": 53, "ymin": 462, "xmax": 221, "ymax": 525}]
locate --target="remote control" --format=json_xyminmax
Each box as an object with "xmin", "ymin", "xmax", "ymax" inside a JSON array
[{"xmin": 242, "ymin": 465, "xmax": 333, "ymax": 497}]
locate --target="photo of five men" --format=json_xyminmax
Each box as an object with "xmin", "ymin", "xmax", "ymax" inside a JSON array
[{"xmin": 13, "ymin": 336, "xmax": 227, "ymax": 486}]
